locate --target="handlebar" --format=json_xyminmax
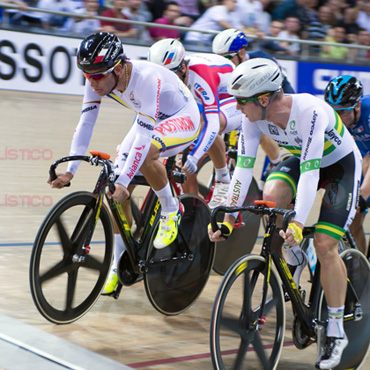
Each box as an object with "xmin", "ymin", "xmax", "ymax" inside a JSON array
[{"xmin": 210, "ymin": 202, "xmax": 295, "ymax": 233}]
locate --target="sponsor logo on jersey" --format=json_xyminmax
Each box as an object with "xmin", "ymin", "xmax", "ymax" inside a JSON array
[
  {"xmin": 154, "ymin": 116, "xmax": 195, "ymax": 135},
  {"xmin": 155, "ymin": 78, "xmax": 161, "ymax": 120},
  {"xmin": 352, "ymin": 126, "xmax": 364, "ymax": 133},
  {"xmin": 152, "ymin": 136, "xmax": 166, "ymax": 151},
  {"xmin": 81, "ymin": 105, "xmax": 98, "ymax": 114},
  {"xmin": 204, "ymin": 131, "xmax": 217, "ymax": 152},
  {"xmin": 157, "ymin": 112, "xmax": 171, "ymax": 121},
  {"xmin": 230, "ymin": 179, "xmax": 242, "ymax": 206},
  {"xmin": 194, "ymin": 82, "xmax": 210, "ymax": 101},
  {"xmin": 325, "ymin": 128, "xmax": 342, "ymax": 145},
  {"xmin": 137, "ymin": 119, "xmax": 154, "ymax": 130},
  {"xmin": 268, "ymin": 124, "xmax": 279, "ymax": 135},
  {"xmin": 129, "ymin": 92, "xmax": 141, "ymax": 108},
  {"xmin": 127, "ymin": 146, "xmax": 145, "ymax": 179}
]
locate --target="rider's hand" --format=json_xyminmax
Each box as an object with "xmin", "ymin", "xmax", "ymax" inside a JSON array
[
  {"xmin": 48, "ymin": 172, "xmax": 73, "ymax": 189},
  {"xmin": 182, "ymin": 154, "xmax": 198, "ymax": 175},
  {"xmin": 208, "ymin": 221, "xmax": 233, "ymax": 242},
  {"xmin": 279, "ymin": 222, "xmax": 303, "ymax": 246},
  {"xmin": 106, "ymin": 182, "xmax": 130, "ymax": 203},
  {"xmin": 358, "ymin": 195, "xmax": 368, "ymax": 213}
]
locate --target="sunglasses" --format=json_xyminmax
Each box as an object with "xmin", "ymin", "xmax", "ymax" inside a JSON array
[
  {"xmin": 235, "ymin": 92, "xmax": 272, "ymax": 105},
  {"xmin": 222, "ymin": 52, "xmax": 238, "ymax": 60},
  {"xmin": 334, "ymin": 103, "xmax": 357, "ymax": 112},
  {"xmin": 83, "ymin": 61, "xmax": 120, "ymax": 81}
]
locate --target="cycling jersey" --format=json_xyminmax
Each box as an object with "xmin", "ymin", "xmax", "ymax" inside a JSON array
[
  {"xmin": 186, "ymin": 53, "xmax": 243, "ymax": 161},
  {"xmin": 347, "ymin": 95, "xmax": 370, "ymax": 157},
  {"xmin": 229, "ymin": 93, "xmax": 362, "ymax": 229},
  {"xmin": 67, "ymin": 60, "xmax": 200, "ymax": 188}
]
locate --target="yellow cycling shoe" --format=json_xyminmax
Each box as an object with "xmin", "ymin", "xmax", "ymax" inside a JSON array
[
  {"xmin": 153, "ymin": 203, "xmax": 184, "ymax": 249},
  {"xmin": 101, "ymin": 267, "xmax": 118, "ymax": 295}
]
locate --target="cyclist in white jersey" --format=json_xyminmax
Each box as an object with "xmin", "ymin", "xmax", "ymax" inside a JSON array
[
  {"xmin": 48, "ymin": 32, "xmax": 200, "ymax": 295},
  {"xmin": 148, "ymin": 38, "xmax": 281, "ymax": 208},
  {"xmin": 208, "ymin": 58, "xmax": 362, "ymax": 369}
]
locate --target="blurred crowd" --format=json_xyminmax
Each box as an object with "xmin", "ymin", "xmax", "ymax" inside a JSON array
[{"xmin": 1, "ymin": 0, "xmax": 370, "ymax": 59}]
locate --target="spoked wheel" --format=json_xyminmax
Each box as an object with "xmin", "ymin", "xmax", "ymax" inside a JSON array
[
  {"xmin": 319, "ymin": 249, "xmax": 370, "ymax": 369},
  {"xmin": 144, "ymin": 194, "xmax": 215, "ymax": 315},
  {"xmin": 29, "ymin": 191, "xmax": 113, "ymax": 324},
  {"xmin": 210, "ymin": 255, "xmax": 285, "ymax": 370},
  {"xmin": 213, "ymin": 177, "xmax": 262, "ymax": 275}
]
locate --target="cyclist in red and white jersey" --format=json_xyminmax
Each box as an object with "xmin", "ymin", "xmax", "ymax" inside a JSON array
[
  {"xmin": 208, "ymin": 58, "xmax": 362, "ymax": 369},
  {"xmin": 148, "ymin": 38, "xmax": 280, "ymax": 208},
  {"xmin": 48, "ymin": 32, "xmax": 200, "ymax": 295}
]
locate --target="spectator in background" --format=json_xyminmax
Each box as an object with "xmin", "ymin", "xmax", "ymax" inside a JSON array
[
  {"xmin": 321, "ymin": 25, "xmax": 351, "ymax": 59},
  {"xmin": 272, "ymin": 0, "xmax": 307, "ymax": 23},
  {"xmin": 184, "ymin": 0, "xmax": 242, "ymax": 46},
  {"xmin": 72, "ymin": 0, "xmax": 103, "ymax": 35},
  {"xmin": 338, "ymin": 7, "xmax": 359, "ymax": 35},
  {"xmin": 259, "ymin": 19, "xmax": 290, "ymax": 53},
  {"xmin": 236, "ymin": 0, "xmax": 265, "ymax": 36},
  {"xmin": 278, "ymin": 16, "xmax": 301, "ymax": 55},
  {"xmin": 326, "ymin": 0, "xmax": 347, "ymax": 26},
  {"xmin": 122, "ymin": 0, "xmax": 153, "ymax": 41},
  {"xmin": 356, "ymin": 28, "xmax": 370, "ymax": 59},
  {"xmin": 357, "ymin": 0, "xmax": 370, "ymax": 34},
  {"xmin": 100, "ymin": 0, "xmax": 137, "ymax": 38},
  {"xmin": 149, "ymin": 1, "xmax": 193, "ymax": 41},
  {"xmin": 176, "ymin": 0, "xmax": 200, "ymax": 20},
  {"xmin": 258, "ymin": 0, "xmax": 273, "ymax": 34},
  {"xmin": 35, "ymin": 0, "xmax": 79, "ymax": 30}
]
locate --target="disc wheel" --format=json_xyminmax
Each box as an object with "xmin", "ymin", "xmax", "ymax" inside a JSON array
[
  {"xmin": 144, "ymin": 194, "xmax": 215, "ymax": 315},
  {"xmin": 318, "ymin": 249, "xmax": 370, "ymax": 369},
  {"xmin": 210, "ymin": 255, "xmax": 285, "ymax": 369},
  {"xmin": 29, "ymin": 191, "xmax": 113, "ymax": 324}
]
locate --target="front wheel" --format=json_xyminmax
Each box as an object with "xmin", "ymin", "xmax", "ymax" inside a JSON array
[
  {"xmin": 29, "ymin": 191, "xmax": 113, "ymax": 324},
  {"xmin": 210, "ymin": 255, "xmax": 286, "ymax": 369}
]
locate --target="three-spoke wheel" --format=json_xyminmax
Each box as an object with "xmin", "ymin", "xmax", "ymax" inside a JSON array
[{"xmin": 29, "ymin": 191, "xmax": 113, "ymax": 324}]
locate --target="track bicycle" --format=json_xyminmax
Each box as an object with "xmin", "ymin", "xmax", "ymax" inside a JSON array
[
  {"xmin": 29, "ymin": 151, "xmax": 214, "ymax": 324},
  {"xmin": 209, "ymin": 201, "xmax": 370, "ymax": 370}
]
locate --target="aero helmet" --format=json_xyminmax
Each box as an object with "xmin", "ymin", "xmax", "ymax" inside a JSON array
[
  {"xmin": 324, "ymin": 75, "xmax": 363, "ymax": 108},
  {"xmin": 77, "ymin": 32, "xmax": 125, "ymax": 73},
  {"xmin": 212, "ymin": 29, "xmax": 248, "ymax": 54},
  {"xmin": 227, "ymin": 58, "xmax": 283, "ymax": 97},
  {"xmin": 147, "ymin": 38, "xmax": 185, "ymax": 70}
]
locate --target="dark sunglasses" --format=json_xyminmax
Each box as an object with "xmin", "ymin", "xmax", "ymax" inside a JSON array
[{"xmin": 235, "ymin": 92, "xmax": 271, "ymax": 105}]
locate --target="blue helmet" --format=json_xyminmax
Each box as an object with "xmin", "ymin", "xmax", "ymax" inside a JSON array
[
  {"xmin": 212, "ymin": 29, "xmax": 248, "ymax": 54},
  {"xmin": 324, "ymin": 75, "xmax": 363, "ymax": 108}
]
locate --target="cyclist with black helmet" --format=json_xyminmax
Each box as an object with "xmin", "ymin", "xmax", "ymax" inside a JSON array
[
  {"xmin": 208, "ymin": 58, "xmax": 362, "ymax": 369},
  {"xmin": 325, "ymin": 75, "xmax": 370, "ymax": 255},
  {"xmin": 48, "ymin": 32, "xmax": 201, "ymax": 295}
]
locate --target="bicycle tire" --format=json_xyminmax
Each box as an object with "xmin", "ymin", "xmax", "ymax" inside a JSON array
[
  {"xmin": 144, "ymin": 194, "xmax": 215, "ymax": 315},
  {"xmin": 210, "ymin": 255, "xmax": 286, "ymax": 370},
  {"xmin": 29, "ymin": 191, "xmax": 113, "ymax": 324},
  {"xmin": 318, "ymin": 249, "xmax": 370, "ymax": 370},
  {"xmin": 213, "ymin": 177, "xmax": 262, "ymax": 275}
]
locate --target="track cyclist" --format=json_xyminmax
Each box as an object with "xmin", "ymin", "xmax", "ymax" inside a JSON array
[
  {"xmin": 148, "ymin": 38, "xmax": 280, "ymax": 208},
  {"xmin": 325, "ymin": 75, "xmax": 370, "ymax": 256},
  {"xmin": 212, "ymin": 28, "xmax": 296, "ymax": 187},
  {"xmin": 208, "ymin": 58, "xmax": 362, "ymax": 369},
  {"xmin": 47, "ymin": 32, "xmax": 201, "ymax": 295}
]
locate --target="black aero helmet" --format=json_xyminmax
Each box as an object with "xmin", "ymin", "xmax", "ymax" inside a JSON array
[
  {"xmin": 324, "ymin": 75, "xmax": 363, "ymax": 108},
  {"xmin": 76, "ymin": 32, "xmax": 125, "ymax": 73}
]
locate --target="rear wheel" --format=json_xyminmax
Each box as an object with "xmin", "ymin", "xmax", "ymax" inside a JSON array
[
  {"xmin": 144, "ymin": 194, "xmax": 215, "ymax": 315},
  {"xmin": 29, "ymin": 192, "xmax": 113, "ymax": 324},
  {"xmin": 210, "ymin": 255, "xmax": 285, "ymax": 369},
  {"xmin": 318, "ymin": 249, "xmax": 370, "ymax": 369}
]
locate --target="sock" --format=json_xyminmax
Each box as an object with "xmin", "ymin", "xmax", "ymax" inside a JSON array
[
  {"xmin": 270, "ymin": 155, "xmax": 281, "ymax": 165},
  {"xmin": 112, "ymin": 233, "xmax": 125, "ymax": 269},
  {"xmin": 215, "ymin": 166, "xmax": 230, "ymax": 183},
  {"xmin": 154, "ymin": 181, "xmax": 178, "ymax": 213},
  {"xmin": 327, "ymin": 305, "xmax": 345, "ymax": 338},
  {"xmin": 283, "ymin": 243, "xmax": 305, "ymax": 266}
]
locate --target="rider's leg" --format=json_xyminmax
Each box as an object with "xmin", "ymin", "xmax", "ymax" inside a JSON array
[
  {"xmin": 263, "ymin": 178, "xmax": 307, "ymax": 287},
  {"xmin": 260, "ymin": 134, "xmax": 281, "ymax": 163},
  {"xmin": 349, "ymin": 212, "xmax": 366, "ymax": 254}
]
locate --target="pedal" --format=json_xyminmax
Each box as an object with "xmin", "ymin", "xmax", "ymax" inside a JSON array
[{"xmin": 112, "ymin": 283, "xmax": 123, "ymax": 299}]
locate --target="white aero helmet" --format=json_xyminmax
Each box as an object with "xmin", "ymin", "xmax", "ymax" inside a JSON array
[
  {"xmin": 212, "ymin": 29, "xmax": 248, "ymax": 54},
  {"xmin": 147, "ymin": 38, "xmax": 185, "ymax": 70},
  {"xmin": 227, "ymin": 58, "xmax": 283, "ymax": 98}
]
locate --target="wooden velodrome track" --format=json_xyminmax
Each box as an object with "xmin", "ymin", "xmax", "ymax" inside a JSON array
[{"xmin": 0, "ymin": 90, "xmax": 369, "ymax": 369}]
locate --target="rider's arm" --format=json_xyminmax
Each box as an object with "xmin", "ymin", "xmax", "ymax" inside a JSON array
[
  {"xmin": 292, "ymin": 106, "xmax": 326, "ymax": 226},
  {"xmin": 67, "ymin": 83, "xmax": 102, "ymax": 175}
]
